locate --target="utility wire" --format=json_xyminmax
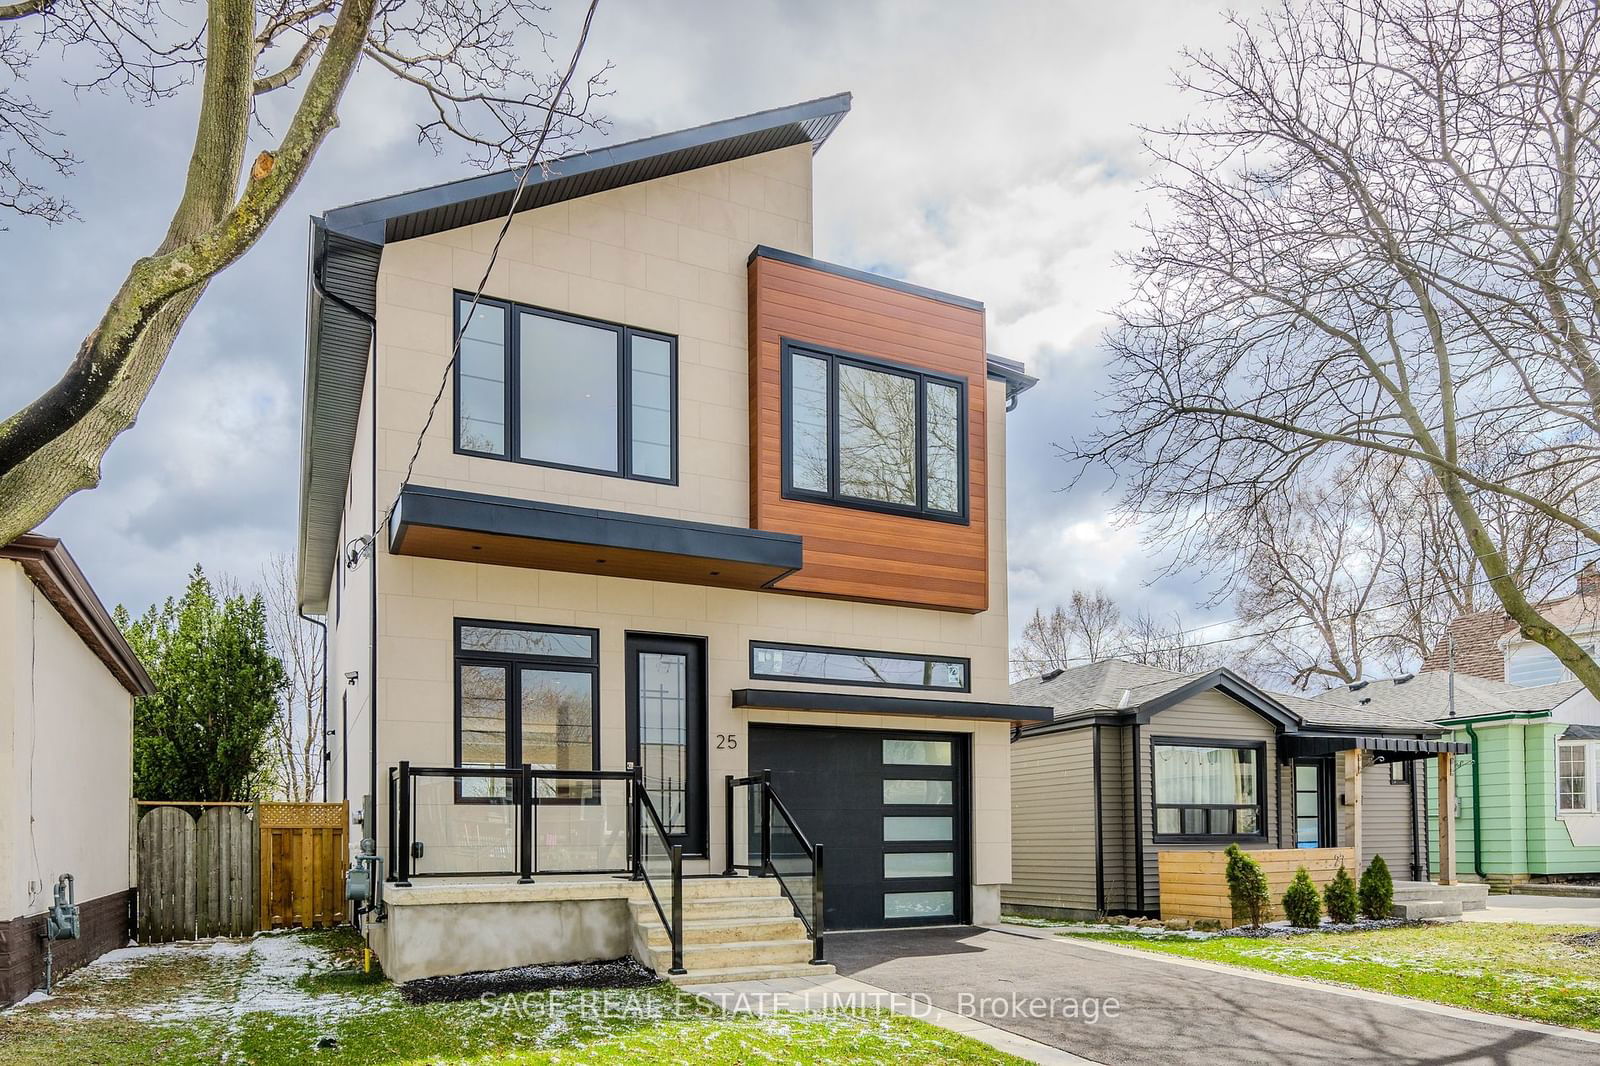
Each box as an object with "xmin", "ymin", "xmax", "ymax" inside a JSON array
[
  {"xmin": 1010, "ymin": 543, "xmax": 1599, "ymax": 667},
  {"xmin": 346, "ymin": 0, "xmax": 602, "ymax": 565}
]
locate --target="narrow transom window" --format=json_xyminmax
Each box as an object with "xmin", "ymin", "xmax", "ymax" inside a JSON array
[
  {"xmin": 453, "ymin": 294, "xmax": 676, "ymax": 483},
  {"xmin": 750, "ymin": 641, "xmax": 969, "ymax": 691},
  {"xmin": 781, "ymin": 341, "xmax": 967, "ymax": 521}
]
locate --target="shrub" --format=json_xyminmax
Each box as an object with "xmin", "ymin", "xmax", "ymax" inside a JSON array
[
  {"xmin": 1359, "ymin": 854, "xmax": 1395, "ymax": 919},
  {"xmin": 1282, "ymin": 867, "xmax": 1322, "ymax": 928},
  {"xmin": 1323, "ymin": 865, "xmax": 1359, "ymax": 924},
  {"xmin": 1224, "ymin": 843, "xmax": 1270, "ymax": 927}
]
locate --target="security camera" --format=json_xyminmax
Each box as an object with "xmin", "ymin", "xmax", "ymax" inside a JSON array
[{"xmin": 344, "ymin": 671, "xmax": 360, "ymax": 686}]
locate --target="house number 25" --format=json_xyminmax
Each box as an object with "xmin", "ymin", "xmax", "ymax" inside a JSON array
[{"xmin": 716, "ymin": 733, "xmax": 738, "ymax": 749}]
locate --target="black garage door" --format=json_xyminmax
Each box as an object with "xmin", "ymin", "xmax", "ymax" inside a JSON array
[{"xmin": 749, "ymin": 724, "xmax": 968, "ymax": 930}]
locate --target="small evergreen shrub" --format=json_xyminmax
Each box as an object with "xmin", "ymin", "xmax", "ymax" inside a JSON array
[
  {"xmin": 1282, "ymin": 867, "xmax": 1322, "ymax": 928},
  {"xmin": 1224, "ymin": 843, "xmax": 1270, "ymax": 927},
  {"xmin": 1323, "ymin": 865, "xmax": 1359, "ymax": 924},
  {"xmin": 1359, "ymin": 854, "xmax": 1395, "ymax": 919}
]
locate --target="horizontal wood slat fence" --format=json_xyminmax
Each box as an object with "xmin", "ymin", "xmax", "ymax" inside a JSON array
[
  {"xmin": 1158, "ymin": 847, "xmax": 1358, "ymax": 923},
  {"xmin": 134, "ymin": 801, "xmax": 347, "ymax": 942}
]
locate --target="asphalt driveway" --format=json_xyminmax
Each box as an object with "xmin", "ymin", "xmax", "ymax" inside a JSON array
[{"xmin": 828, "ymin": 925, "xmax": 1599, "ymax": 1066}]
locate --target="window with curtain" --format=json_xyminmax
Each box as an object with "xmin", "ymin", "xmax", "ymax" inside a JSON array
[
  {"xmin": 1152, "ymin": 741, "xmax": 1265, "ymax": 840},
  {"xmin": 1558, "ymin": 741, "xmax": 1594, "ymax": 813}
]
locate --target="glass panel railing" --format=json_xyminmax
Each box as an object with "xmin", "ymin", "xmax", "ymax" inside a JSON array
[
  {"xmin": 530, "ymin": 774, "xmax": 630, "ymax": 874},
  {"xmin": 408, "ymin": 769, "xmax": 520, "ymax": 876},
  {"xmin": 767, "ymin": 803, "xmax": 815, "ymax": 934}
]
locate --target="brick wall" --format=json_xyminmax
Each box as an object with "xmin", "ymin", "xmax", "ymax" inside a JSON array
[{"xmin": 0, "ymin": 889, "xmax": 133, "ymax": 1006}]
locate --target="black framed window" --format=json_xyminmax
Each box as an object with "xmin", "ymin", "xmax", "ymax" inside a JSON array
[
  {"xmin": 781, "ymin": 340, "xmax": 967, "ymax": 521},
  {"xmin": 453, "ymin": 294, "xmax": 677, "ymax": 483},
  {"xmin": 454, "ymin": 619, "xmax": 599, "ymax": 802},
  {"xmin": 1151, "ymin": 738, "xmax": 1267, "ymax": 842},
  {"xmin": 750, "ymin": 641, "xmax": 970, "ymax": 692}
]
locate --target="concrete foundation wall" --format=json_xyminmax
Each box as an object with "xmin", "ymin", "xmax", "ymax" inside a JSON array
[{"xmin": 380, "ymin": 896, "xmax": 634, "ymax": 983}]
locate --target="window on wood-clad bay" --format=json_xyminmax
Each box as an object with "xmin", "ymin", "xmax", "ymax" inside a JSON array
[
  {"xmin": 455, "ymin": 620, "xmax": 599, "ymax": 801},
  {"xmin": 453, "ymin": 294, "xmax": 676, "ymax": 483},
  {"xmin": 782, "ymin": 342, "xmax": 967, "ymax": 520},
  {"xmin": 1152, "ymin": 740, "xmax": 1266, "ymax": 841}
]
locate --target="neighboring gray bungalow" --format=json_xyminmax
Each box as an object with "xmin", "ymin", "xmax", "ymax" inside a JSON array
[{"xmin": 1005, "ymin": 660, "xmax": 1467, "ymax": 920}]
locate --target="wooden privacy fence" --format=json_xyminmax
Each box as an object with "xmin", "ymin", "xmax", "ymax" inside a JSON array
[
  {"xmin": 1158, "ymin": 846, "xmax": 1358, "ymax": 923},
  {"xmin": 258, "ymin": 802, "xmax": 348, "ymax": 931},
  {"xmin": 135, "ymin": 801, "xmax": 347, "ymax": 942}
]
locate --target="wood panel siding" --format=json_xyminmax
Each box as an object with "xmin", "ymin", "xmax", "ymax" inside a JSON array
[
  {"xmin": 1158, "ymin": 847, "xmax": 1357, "ymax": 923},
  {"xmin": 1004, "ymin": 728, "xmax": 1099, "ymax": 916},
  {"xmin": 748, "ymin": 253, "xmax": 989, "ymax": 611}
]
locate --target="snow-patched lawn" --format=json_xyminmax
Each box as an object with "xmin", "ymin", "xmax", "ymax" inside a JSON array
[{"xmin": 0, "ymin": 929, "xmax": 1023, "ymax": 1065}]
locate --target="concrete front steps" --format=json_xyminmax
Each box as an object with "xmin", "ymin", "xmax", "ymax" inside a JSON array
[
  {"xmin": 1392, "ymin": 880, "xmax": 1490, "ymax": 919},
  {"xmin": 628, "ymin": 875, "xmax": 833, "ymax": 985}
]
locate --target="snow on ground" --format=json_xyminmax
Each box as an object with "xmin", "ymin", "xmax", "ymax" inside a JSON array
[{"xmin": 25, "ymin": 932, "xmax": 396, "ymax": 1025}]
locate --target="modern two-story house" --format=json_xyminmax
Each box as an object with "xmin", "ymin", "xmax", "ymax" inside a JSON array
[{"xmin": 297, "ymin": 94, "xmax": 1045, "ymax": 984}]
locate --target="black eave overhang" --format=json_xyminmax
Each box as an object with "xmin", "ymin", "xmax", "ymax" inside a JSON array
[
  {"xmin": 1283, "ymin": 734, "xmax": 1471, "ymax": 760},
  {"xmin": 390, "ymin": 484, "xmax": 803, "ymax": 574},
  {"xmin": 734, "ymin": 688, "xmax": 1054, "ymax": 724}
]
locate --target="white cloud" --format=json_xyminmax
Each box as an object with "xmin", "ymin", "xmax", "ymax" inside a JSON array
[{"xmin": 0, "ymin": 0, "xmax": 1256, "ymax": 633}]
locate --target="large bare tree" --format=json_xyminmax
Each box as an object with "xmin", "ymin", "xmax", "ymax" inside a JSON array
[
  {"xmin": 1079, "ymin": 0, "xmax": 1600, "ymax": 699},
  {"xmin": 0, "ymin": 0, "xmax": 606, "ymax": 544},
  {"xmin": 260, "ymin": 551, "xmax": 323, "ymax": 800}
]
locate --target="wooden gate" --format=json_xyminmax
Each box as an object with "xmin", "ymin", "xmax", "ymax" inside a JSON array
[
  {"xmin": 136, "ymin": 801, "xmax": 347, "ymax": 941},
  {"xmin": 259, "ymin": 802, "xmax": 348, "ymax": 930},
  {"xmin": 136, "ymin": 805, "xmax": 196, "ymax": 943},
  {"xmin": 197, "ymin": 806, "xmax": 258, "ymax": 936}
]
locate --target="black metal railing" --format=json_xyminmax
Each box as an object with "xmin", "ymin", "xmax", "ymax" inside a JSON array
[
  {"xmin": 634, "ymin": 785, "xmax": 685, "ymax": 974},
  {"xmin": 725, "ymin": 771, "xmax": 825, "ymax": 964},
  {"xmin": 387, "ymin": 762, "xmax": 684, "ymax": 973}
]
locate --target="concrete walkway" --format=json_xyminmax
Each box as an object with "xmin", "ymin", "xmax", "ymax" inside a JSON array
[
  {"xmin": 824, "ymin": 925, "xmax": 1600, "ymax": 1066},
  {"xmin": 1461, "ymin": 895, "xmax": 1600, "ymax": 925}
]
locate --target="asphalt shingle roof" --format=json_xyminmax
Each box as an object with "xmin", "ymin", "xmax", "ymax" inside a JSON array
[
  {"xmin": 1011, "ymin": 659, "xmax": 1449, "ymax": 734},
  {"xmin": 1312, "ymin": 671, "xmax": 1581, "ymax": 724}
]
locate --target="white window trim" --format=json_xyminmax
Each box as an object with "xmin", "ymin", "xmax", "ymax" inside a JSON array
[{"xmin": 1555, "ymin": 739, "xmax": 1598, "ymax": 816}]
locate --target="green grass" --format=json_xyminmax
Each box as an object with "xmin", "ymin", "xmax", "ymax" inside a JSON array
[
  {"xmin": 0, "ymin": 928, "xmax": 1023, "ymax": 1065},
  {"xmin": 1069, "ymin": 922, "xmax": 1600, "ymax": 1031}
]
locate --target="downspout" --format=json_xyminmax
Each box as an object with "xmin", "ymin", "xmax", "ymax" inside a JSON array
[
  {"xmin": 1464, "ymin": 721, "xmax": 1487, "ymax": 882},
  {"xmin": 1407, "ymin": 759, "xmax": 1421, "ymax": 882},
  {"xmin": 1131, "ymin": 722, "xmax": 1146, "ymax": 916},
  {"xmin": 299, "ymin": 611, "xmax": 329, "ymax": 802},
  {"xmin": 310, "ymin": 240, "xmax": 379, "ymax": 815}
]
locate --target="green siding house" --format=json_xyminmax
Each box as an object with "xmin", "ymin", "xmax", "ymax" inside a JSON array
[{"xmin": 1317, "ymin": 673, "xmax": 1600, "ymax": 887}]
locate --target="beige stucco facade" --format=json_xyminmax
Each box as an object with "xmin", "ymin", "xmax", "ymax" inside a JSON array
[
  {"xmin": 0, "ymin": 562, "xmax": 135, "ymax": 922},
  {"xmin": 324, "ymin": 141, "xmax": 1016, "ymax": 924}
]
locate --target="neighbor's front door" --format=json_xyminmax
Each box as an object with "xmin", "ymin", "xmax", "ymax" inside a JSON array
[
  {"xmin": 626, "ymin": 635, "xmax": 706, "ymax": 856},
  {"xmin": 1293, "ymin": 757, "xmax": 1337, "ymax": 848}
]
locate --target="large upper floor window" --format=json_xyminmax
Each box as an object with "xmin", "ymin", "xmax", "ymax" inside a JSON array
[
  {"xmin": 782, "ymin": 341, "xmax": 967, "ymax": 521},
  {"xmin": 1152, "ymin": 739, "xmax": 1266, "ymax": 842},
  {"xmin": 454, "ymin": 294, "xmax": 676, "ymax": 483}
]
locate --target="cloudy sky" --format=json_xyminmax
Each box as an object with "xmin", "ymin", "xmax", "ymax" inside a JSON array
[{"xmin": 0, "ymin": 0, "xmax": 1254, "ymax": 644}]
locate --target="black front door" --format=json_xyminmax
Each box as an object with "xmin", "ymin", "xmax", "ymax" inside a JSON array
[
  {"xmin": 1293, "ymin": 757, "xmax": 1337, "ymax": 848},
  {"xmin": 626, "ymin": 635, "xmax": 706, "ymax": 856},
  {"xmin": 749, "ymin": 723, "xmax": 969, "ymax": 930}
]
